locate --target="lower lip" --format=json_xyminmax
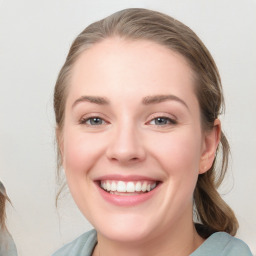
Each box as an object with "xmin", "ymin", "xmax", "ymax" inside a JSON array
[{"xmin": 96, "ymin": 183, "xmax": 160, "ymax": 207}]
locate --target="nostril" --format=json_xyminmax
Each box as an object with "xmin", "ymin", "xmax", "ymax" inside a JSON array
[{"xmin": 109, "ymin": 156, "xmax": 139, "ymax": 162}]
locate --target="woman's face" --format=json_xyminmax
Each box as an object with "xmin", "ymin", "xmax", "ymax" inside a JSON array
[{"xmin": 61, "ymin": 38, "xmax": 216, "ymax": 243}]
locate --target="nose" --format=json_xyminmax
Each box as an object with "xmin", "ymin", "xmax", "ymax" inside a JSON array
[{"xmin": 106, "ymin": 124, "xmax": 146, "ymax": 165}]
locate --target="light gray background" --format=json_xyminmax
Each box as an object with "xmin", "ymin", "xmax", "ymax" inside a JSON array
[{"xmin": 0, "ymin": 0, "xmax": 255, "ymax": 255}]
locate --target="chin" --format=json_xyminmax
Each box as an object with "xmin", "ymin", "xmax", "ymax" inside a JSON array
[
  {"xmin": 100, "ymin": 227, "xmax": 153, "ymax": 244},
  {"xmin": 92, "ymin": 212, "xmax": 156, "ymax": 243}
]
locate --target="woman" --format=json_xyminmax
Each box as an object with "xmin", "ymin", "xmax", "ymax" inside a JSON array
[
  {"xmin": 0, "ymin": 181, "xmax": 18, "ymax": 256},
  {"xmin": 52, "ymin": 8, "xmax": 252, "ymax": 255}
]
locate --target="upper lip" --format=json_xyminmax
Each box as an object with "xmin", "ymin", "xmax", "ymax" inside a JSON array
[{"xmin": 94, "ymin": 174, "xmax": 160, "ymax": 182}]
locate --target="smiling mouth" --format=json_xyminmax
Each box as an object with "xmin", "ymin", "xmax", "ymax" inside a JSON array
[{"xmin": 99, "ymin": 180, "xmax": 159, "ymax": 195}]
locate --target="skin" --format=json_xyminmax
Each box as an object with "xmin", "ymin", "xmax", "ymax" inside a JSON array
[{"xmin": 59, "ymin": 37, "xmax": 220, "ymax": 256}]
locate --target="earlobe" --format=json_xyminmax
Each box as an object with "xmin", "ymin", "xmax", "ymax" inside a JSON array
[{"xmin": 199, "ymin": 119, "xmax": 221, "ymax": 174}]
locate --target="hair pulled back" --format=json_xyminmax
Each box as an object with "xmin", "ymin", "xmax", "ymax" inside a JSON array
[
  {"xmin": 0, "ymin": 181, "xmax": 11, "ymax": 230},
  {"xmin": 54, "ymin": 8, "xmax": 238, "ymax": 236}
]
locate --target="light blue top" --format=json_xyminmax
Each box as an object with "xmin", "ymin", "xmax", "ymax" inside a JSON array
[
  {"xmin": 52, "ymin": 229, "xmax": 253, "ymax": 256},
  {"xmin": 0, "ymin": 228, "xmax": 18, "ymax": 256}
]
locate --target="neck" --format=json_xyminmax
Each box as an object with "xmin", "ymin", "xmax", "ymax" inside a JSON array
[{"xmin": 93, "ymin": 218, "xmax": 204, "ymax": 256}]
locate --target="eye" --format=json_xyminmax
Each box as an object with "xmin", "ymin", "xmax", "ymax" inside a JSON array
[
  {"xmin": 80, "ymin": 117, "xmax": 106, "ymax": 126},
  {"xmin": 149, "ymin": 117, "xmax": 177, "ymax": 126}
]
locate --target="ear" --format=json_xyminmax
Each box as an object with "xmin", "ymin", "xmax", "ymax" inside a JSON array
[{"xmin": 199, "ymin": 119, "xmax": 221, "ymax": 174}]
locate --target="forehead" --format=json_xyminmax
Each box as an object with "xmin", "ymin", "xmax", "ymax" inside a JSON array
[
  {"xmin": 67, "ymin": 37, "xmax": 196, "ymax": 105},
  {"xmin": 72, "ymin": 37, "xmax": 193, "ymax": 76}
]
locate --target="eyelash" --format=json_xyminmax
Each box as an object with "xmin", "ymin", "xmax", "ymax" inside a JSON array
[
  {"xmin": 79, "ymin": 114, "xmax": 177, "ymax": 127},
  {"xmin": 148, "ymin": 116, "xmax": 177, "ymax": 126},
  {"xmin": 79, "ymin": 116, "xmax": 107, "ymax": 126}
]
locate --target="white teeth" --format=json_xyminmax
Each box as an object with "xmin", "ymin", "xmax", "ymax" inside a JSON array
[
  {"xmin": 117, "ymin": 181, "xmax": 126, "ymax": 192},
  {"xmin": 100, "ymin": 180, "xmax": 157, "ymax": 193},
  {"xmin": 135, "ymin": 182, "xmax": 142, "ymax": 192},
  {"xmin": 141, "ymin": 182, "xmax": 147, "ymax": 192},
  {"xmin": 126, "ymin": 182, "xmax": 135, "ymax": 192},
  {"xmin": 106, "ymin": 181, "xmax": 111, "ymax": 191},
  {"xmin": 111, "ymin": 182, "xmax": 117, "ymax": 191}
]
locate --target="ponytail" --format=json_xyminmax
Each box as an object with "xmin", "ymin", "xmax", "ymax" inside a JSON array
[
  {"xmin": 0, "ymin": 181, "xmax": 11, "ymax": 230},
  {"xmin": 194, "ymin": 132, "xmax": 239, "ymax": 237}
]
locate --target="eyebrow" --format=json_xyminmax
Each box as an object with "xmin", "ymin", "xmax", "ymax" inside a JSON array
[
  {"xmin": 72, "ymin": 96, "xmax": 109, "ymax": 108},
  {"xmin": 142, "ymin": 94, "xmax": 189, "ymax": 109},
  {"xmin": 72, "ymin": 94, "xmax": 188, "ymax": 109}
]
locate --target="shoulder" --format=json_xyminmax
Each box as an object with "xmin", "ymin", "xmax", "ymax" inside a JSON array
[
  {"xmin": 52, "ymin": 229, "xmax": 97, "ymax": 256},
  {"xmin": 215, "ymin": 232, "xmax": 252, "ymax": 255},
  {"xmin": 0, "ymin": 229, "xmax": 18, "ymax": 256},
  {"xmin": 191, "ymin": 232, "xmax": 253, "ymax": 256}
]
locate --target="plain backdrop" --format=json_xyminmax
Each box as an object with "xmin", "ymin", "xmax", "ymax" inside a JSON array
[{"xmin": 0, "ymin": 0, "xmax": 255, "ymax": 255}]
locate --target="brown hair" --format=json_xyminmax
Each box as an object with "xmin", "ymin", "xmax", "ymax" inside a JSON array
[
  {"xmin": 0, "ymin": 181, "xmax": 11, "ymax": 230},
  {"xmin": 54, "ymin": 8, "xmax": 238, "ymax": 236}
]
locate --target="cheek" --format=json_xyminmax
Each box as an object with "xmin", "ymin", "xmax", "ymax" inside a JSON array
[
  {"xmin": 149, "ymin": 131, "xmax": 202, "ymax": 174},
  {"xmin": 61, "ymin": 129, "xmax": 106, "ymax": 216},
  {"xmin": 147, "ymin": 128, "xmax": 202, "ymax": 204},
  {"xmin": 62, "ymin": 129, "xmax": 105, "ymax": 178}
]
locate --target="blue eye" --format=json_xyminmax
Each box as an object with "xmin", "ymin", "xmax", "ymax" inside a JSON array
[
  {"xmin": 150, "ymin": 117, "xmax": 176, "ymax": 126},
  {"xmin": 81, "ymin": 117, "xmax": 105, "ymax": 126}
]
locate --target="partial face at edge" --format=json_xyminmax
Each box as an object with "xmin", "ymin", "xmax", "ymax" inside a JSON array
[{"xmin": 59, "ymin": 37, "xmax": 219, "ymax": 243}]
